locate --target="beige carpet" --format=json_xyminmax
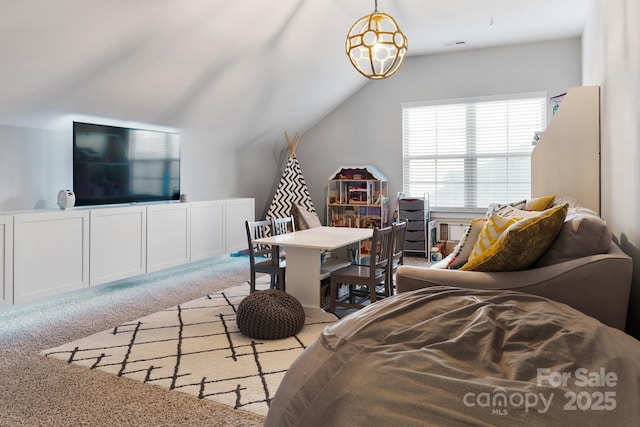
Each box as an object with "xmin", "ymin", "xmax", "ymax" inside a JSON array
[
  {"xmin": 0, "ymin": 253, "xmax": 429, "ymax": 425},
  {"xmin": 41, "ymin": 282, "xmax": 335, "ymax": 417}
]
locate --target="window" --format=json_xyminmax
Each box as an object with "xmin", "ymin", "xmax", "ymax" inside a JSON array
[{"xmin": 402, "ymin": 93, "xmax": 546, "ymax": 211}]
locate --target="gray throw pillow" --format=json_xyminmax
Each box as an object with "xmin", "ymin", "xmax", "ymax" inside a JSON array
[
  {"xmin": 291, "ymin": 204, "xmax": 322, "ymax": 230},
  {"xmin": 535, "ymin": 208, "xmax": 612, "ymax": 267}
]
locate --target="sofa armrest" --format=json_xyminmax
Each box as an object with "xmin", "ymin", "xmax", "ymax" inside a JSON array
[{"xmin": 396, "ymin": 243, "xmax": 632, "ymax": 330}]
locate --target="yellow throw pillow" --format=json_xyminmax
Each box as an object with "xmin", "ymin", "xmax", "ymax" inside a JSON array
[
  {"xmin": 468, "ymin": 213, "xmax": 522, "ymax": 263},
  {"xmin": 526, "ymin": 195, "xmax": 555, "ymax": 211},
  {"xmin": 460, "ymin": 203, "xmax": 569, "ymax": 272}
]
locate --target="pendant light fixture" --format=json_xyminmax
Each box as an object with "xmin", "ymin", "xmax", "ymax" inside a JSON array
[{"xmin": 346, "ymin": 0, "xmax": 408, "ymax": 80}]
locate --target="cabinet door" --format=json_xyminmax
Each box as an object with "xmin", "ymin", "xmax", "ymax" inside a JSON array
[
  {"xmin": 90, "ymin": 206, "xmax": 146, "ymax": 286},
  {"xmin": 191, "ymin": 200, "xmax": 225, "ymax": 261},
  {"xmin": 0, "ymin": 215, "xmax": 13, "ymax": 306},
  {"xmin": 13, "ymin": 210, "xmax": 89, "ymax": 303},
  {"xmin": 147, "ymin": 203, "xmax": 191, "ymax": 272},
  {"xmin": 225, "ymin": 198, "xmax": 255, "ymax": 253}
]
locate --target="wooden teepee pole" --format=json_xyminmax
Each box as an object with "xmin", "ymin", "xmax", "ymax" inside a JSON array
[{"xmin": 284, "ymin": 131, "xmax": 301, "ymax": 157}]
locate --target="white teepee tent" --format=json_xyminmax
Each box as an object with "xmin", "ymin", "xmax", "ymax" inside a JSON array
[{"xmin": 266, "ymin": 131, "xmax": 316, "ymax": 220}]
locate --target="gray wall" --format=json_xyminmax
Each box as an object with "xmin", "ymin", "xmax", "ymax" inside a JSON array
[
  {"xmin": 297, "ymin": 38, "xmax": 582, "ymax": 223},
  {"xmin": 2, "ymin": 4, "xmax": 636, "ymax": 336},
  {"xmin": 582, "ymin": 0, "xmax": 640, "ymax": 338},
  {"xmin": 0, "ymin": 121, "xmax": 278, "ymax": 211},
  {"xmin": 0, "ymin": 38, "xmax": 581, "ymax": 216},
  {"xmin": 0, "ymin": 125, "xmax": 69, "ymax": 209}
]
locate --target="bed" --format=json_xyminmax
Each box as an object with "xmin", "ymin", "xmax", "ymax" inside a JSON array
[{"xmin": 265, "ymin": 286, "xmax": 640, "ymax": 426}]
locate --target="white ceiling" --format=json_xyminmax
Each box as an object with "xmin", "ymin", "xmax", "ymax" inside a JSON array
[{"xmin": 0, "ymin": 0, "xmax": 589, "ymax": 148}]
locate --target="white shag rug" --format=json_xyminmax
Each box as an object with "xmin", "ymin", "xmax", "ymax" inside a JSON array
[{"xmin": 41, "ymin": 282, "xmax": 335, "ymax": 417}]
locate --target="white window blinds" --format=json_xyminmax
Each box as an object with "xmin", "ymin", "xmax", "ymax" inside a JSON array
[{"xmin": 402, "ymin": 93, "xmax": 546, "ymax": 210}]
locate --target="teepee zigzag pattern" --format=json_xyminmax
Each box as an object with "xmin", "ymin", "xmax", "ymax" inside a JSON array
[{"xmin": 267, "ymin": 132, "xmax": 316, "ymax": 220}]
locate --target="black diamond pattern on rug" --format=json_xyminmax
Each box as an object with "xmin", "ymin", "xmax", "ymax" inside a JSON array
[{"xmin": 41, "ymin": 283, "xmax": 335, "ymax": 417}]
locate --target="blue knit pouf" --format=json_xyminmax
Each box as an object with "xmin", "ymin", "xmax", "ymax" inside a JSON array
[{"xmin": 236, "ymin": 289, "xmax": 306, "ymax": 339}]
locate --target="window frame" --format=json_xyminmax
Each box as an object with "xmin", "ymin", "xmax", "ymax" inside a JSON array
[{"xmin": 401, "ymin": 92, "xmax": 547, "ymax": 214}]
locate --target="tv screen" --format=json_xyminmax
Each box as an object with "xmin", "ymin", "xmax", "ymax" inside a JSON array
[{"xmin": 73, "ymin": 121, "xmax": 180, "ymax": 206}]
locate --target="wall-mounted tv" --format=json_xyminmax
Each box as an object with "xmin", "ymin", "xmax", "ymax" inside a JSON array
[{"xmin": 73, "ymin": 121, "xmax": 180, "ymax": 207}]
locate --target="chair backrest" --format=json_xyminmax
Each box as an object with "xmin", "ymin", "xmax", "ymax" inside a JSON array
[
  {"xmin": 391, "ymin": 221, "xmax": 407, "ymax": 267},
  {"xmin": 245, "ymin": 220, "xmax": 274, "ymax": 260},
  {"xmin": 369, "ymin": 226, "xmax": 394, "ymax": 278},
  {"xmin": 271, "ymin": 216, "xmax": 296, "ymax": 235}
]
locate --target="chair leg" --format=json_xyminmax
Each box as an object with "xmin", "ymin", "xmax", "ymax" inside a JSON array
[
  {"xmin": 329, "ymin": 277, "xmax": 338, "ymax": 314},
  {"xmin": 250, "ymin": 271, "xmax": 256, "ymax": 293},
  {"xmin": 279, "ymin": 271, "xmax": 286, "ymax": 292},
  {"xmin": 369, "ymin": 284, "xmax": 377, "ymax": 304}
]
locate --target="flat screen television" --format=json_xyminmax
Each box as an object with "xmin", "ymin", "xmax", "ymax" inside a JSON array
[{"xmin": 73, "ymin": 121, "xmax": 180, "ymax": 206}]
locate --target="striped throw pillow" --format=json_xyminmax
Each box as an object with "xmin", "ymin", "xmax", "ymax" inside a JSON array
[{"xmin": 468, "ymin": 213, "xmax": 522, "ymax": 263}]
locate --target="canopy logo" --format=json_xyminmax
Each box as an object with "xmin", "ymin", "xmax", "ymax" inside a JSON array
[
  {"xmin": 462, "ymin": 367, "xmax": 618, "ymax": 415},
  {"xmin": 463, "ymin": 389, "xmax": 553, "ymax": 415}
]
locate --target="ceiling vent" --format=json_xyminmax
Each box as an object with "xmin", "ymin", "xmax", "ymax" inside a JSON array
[{"xmin": 444, "ymin": 40, "xmax": 466, "ymax": 46}]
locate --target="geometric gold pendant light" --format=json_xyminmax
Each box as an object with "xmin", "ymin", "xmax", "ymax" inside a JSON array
[{"xmin": 346, "ymin": 0, "xmax": 408, "ymax": 79}]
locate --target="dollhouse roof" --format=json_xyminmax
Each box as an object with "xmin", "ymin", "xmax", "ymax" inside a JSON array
[{"xmin": 328, "ymin": 166, "xmax": 387, "ymax": 181}]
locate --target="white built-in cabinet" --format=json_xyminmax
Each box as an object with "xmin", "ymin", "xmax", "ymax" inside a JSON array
[
  {"xmin": 1, "ymin": 198, "xmax": 254, "ymax": 305},
  {"xmin": 90, "ymin": 206, "xmax": 147, "ymax": 286},
  {"xmin": 190, "ymin": 200, "xmax": 225, "ymax": 261},
  {"xmin": 532, "ymin": 86, "xmax": 600, "ymax": 213},
  {"xmin": 13, "ymin": 210, "xmax": 90, "ymax": 303},
  {"xmin": 147, "ymin": 203, "xmax": 191, "ymax": 273},
  {"xmin": 0, "ymin": 215, "xmax": 13, "ymax": 306}
]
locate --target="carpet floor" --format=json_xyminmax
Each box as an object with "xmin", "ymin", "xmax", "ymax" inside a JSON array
[
  {"xmin": 41, "ymin": 282, "xmax": 335, "ymax": 418},
  {"xmin": 0, "ymin": 253, "xmax": 430, "ymax": 426},
  {"xmin": 0, "ymin": 256, "xmax": 268, "ymax": 426}
]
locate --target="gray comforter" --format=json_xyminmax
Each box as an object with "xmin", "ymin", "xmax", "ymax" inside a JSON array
[{"xmin": 265, "ymin": 286, "xmax": 640, "ymax": 426}]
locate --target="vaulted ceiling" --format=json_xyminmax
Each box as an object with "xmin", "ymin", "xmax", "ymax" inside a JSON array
[{"xmin": 0, "ymin": 0, "xmax": 588, "ymax": 148}]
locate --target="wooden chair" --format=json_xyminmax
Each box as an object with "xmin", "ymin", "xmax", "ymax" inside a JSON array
[
  {"xmin": 271, "ymin": 216, "xmax": 295, "ymax": 260},
  {"xmin": 245, "ymin": 220, "xmax": 286, "ymax": 293},
  {"xmin": 329, "ymin": 226, "xmax": 394, "ymax": 314},
  {"xmin": 387, "ymin": 221, "xmax": 407, "ymax": 295},
  {"xmin": 271, "ymin": 216, "xmax": 296, "ymax": 235}
]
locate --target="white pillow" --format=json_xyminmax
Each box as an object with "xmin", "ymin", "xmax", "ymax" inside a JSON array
[
  {"xmin": 497, "ymin": 205, "xmax": 538, "ymax": 218},
  {"xmin": 430, "ymin": 253, "xmax": 454, "ymax": 269},
  {"xmin": 485, "ymin": 200, "xmax": 527, "ymax": 217},
  {"xmin": 440, "ymin": 218, "xmax": 486, "ymax": 269}
]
